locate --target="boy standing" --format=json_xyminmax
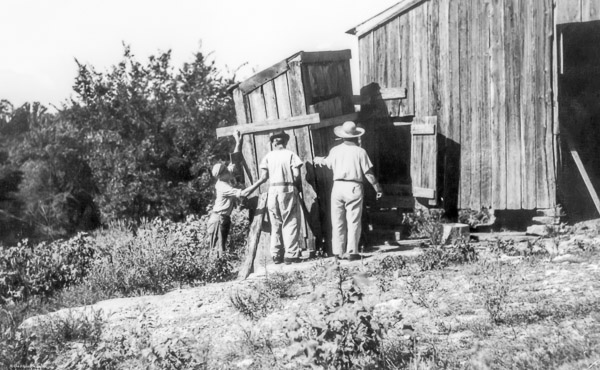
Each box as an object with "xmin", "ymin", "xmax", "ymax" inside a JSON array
[{"xmin": 208, "ymin": 130, "xmax": 260, "ymax": 256}]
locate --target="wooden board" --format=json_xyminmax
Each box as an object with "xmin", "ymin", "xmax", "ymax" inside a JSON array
[
  {"xmin": 238, "ymin": 193, "xmax": 268, "ymax": 280},
  {"xmin": 216, "ymin": 113, "xmax": 320, "ymax": 137},
  {"xmin": 458, "ymin": 0, "xmax": 471, "ymax": 208},
  {"xmin": 505, "ymin": 0, "xmax": 522, "ymax": 209},
  {"xmin": 490, "ymin": 0, "xmax": 507, "ymax": 209},
  {"xmin": 411, "ymin": 116, "xmax": 438, "ymax": 201}
]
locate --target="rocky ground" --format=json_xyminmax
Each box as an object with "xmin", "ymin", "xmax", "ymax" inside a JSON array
[{"xmin": 22, "ymin": 220, "xmax": 600, "ymax": 369}]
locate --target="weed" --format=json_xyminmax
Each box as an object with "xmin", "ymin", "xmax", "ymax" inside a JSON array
[
  {"xmin": 402, "ymin": 209, "xmax": 445, "ymax": 245},
  {"xmin": 405, "ymin": 270, "xmax": 441, "ymax": 310},
  {"xmin": 470, "ymin": 258, "xmax": 519, "ymax": 324}
]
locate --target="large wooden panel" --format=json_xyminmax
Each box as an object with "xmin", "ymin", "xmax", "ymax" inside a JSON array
[{"xmin": 355, "ymin": 0, "xmax": 556, "ymax": 210}]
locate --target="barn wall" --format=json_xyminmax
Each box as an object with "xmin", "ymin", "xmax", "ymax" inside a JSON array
[{"xmin": 358, "ymin": 0, "xmax": 557, "ymax": 210}]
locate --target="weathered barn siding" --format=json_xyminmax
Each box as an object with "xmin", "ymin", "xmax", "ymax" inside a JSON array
[{"xmin": 358, "ymin": 0, "xmax": 557, "ymax": 210}]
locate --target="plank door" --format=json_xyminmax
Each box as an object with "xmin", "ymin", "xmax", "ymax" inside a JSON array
[{"xmin": 410, "ymin": 116, "xmax": 438, "ymax": 205}]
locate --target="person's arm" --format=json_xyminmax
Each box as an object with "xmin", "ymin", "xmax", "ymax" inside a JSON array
[
  {"xmin": 233, "ymin": 130, "xmax": 242, "ymax": 153},
  {"xmin": 241, "ymin": 168, "xmax": 268, "ymax": 197},
  {"xmin": 364, "ymin": 169, "xmax": 383, "ymax": 200}
]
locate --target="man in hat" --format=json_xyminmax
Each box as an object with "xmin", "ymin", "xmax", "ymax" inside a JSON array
[
  {"xmin": 208, "ymin": 130, "xmax": 261, "ymax": 256},
  {"xmin": 315, "ymin": 121, "xmax": 383, "ymax": 261},
  {"xmin": 248, "ymin": 130, "xmax": 304, "ymax": 264}
]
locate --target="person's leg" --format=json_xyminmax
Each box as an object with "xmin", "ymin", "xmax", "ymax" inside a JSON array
[
  {"xmin": 267, "ymin": 193, "xmax": 284, "ymax": 260},
  {"xmin": 345, "ymin": 184, "xmax": 364, "ymax": 255},
  {"xmin": 331, "ymin": 182, "xmax": 347, "ymax": 256},
  {"xmin": 280, "ymin": 191, "xmax": 301, "ymax": 259},
  {"xmin": 221, "ymin": 215, "xmax": 231, "ymax": 254},
  {"xmin": 207, "ymin": 213, "xmax": 223, "ymax": 257}
]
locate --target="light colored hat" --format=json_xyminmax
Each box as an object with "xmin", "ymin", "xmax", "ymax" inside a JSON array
[
  {"xmin": 333, "ymin": 121, "xmax": 365, "ymax": 139},
  {"xmin": 211, "ymin": 163, "xmax": 226, "ymax": 178}
]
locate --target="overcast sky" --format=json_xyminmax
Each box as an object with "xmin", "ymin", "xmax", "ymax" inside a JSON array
[{"xmin": 0, "ymin": 0, "xmax": 398, "ymax": 108}]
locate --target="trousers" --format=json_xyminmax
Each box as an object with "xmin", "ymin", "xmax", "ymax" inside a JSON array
[
  {"xmin": 331, "ymin": 181, "xmax": 364, "ymax": 256},
  {"xmin": 267, "ymin": 189, "xmax": 302, "ymax": 259},
  {"xmin": 207, "ymin": 213, "xmax": 231, "ymax": 257}
]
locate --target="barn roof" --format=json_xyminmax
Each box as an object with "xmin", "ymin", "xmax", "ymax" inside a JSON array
[{"xmin": 346, "ymin": 0, "xmax": 426, "ymax": 37}]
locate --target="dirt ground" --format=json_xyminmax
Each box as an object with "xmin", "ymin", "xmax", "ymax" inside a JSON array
[{"xmin": 24, "ymin": 226, "xmax": 600, "ymax": 369}]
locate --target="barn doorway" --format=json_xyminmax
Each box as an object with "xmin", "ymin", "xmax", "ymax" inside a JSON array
[{"xmin": 558, "ymin": 20, "xmax": 600, "ymax": 220}]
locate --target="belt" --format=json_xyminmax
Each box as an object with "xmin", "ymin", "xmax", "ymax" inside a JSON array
[
  {"xmin": 269, "ymin": 182, "xmax": 296, "ymax": 187},
  {"xmin": 334, "ymin": 179, "xmax": 363, "ymax": 184}
]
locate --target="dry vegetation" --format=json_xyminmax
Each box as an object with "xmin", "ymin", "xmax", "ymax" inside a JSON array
[{"xmin": 3, "ymin": 218, "xmax": 600, "ymax": 369}]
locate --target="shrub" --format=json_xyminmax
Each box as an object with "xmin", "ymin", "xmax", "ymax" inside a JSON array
[
  {"xmin": 470, "ymin": 258, "xmax": 519, "ymax": 324},
  {"xmin": 0, "ymin": 233, "xmax": 96, "ymax": 303},
  {"xmin": 368, "ymin": 255, "xmax": 408, "ymax": 293},
  {"xmin": 415, "ymin": 237, "xmax": 478, "ymax": 271},
  {"xmin": 0, "ymin": 306, "xmax": 104, "ymax": 368},
  {"xmin": 86, "ymin": 216, "xmax": 239, "ymax": 296},
  {"xmin": 402, "ymin": 209, "xmax": 444, "ymax": 245}
]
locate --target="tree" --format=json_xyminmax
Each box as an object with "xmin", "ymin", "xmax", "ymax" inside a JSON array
[{"xmin": 64, "ymin": 45, "xmax": 235, "ymax": 222}]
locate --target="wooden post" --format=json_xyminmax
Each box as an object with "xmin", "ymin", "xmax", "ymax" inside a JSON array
[{"xmin": 237, "ymin": 193, "xmax": 268, "ymax": 280}]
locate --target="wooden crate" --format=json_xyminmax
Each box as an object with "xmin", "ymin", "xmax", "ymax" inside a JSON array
[{"xmin": 229, "ymin": 50, "xmax": 355, "ymax": 267}]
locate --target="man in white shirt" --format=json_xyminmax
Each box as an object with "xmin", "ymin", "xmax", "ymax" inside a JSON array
[
  {"xmin": 249, "ymin": 131, "xmax": 304, "ymax": 264},
  {"xmin": 315, "ymin": 121, "xmax": 383, "ymax": 261}
]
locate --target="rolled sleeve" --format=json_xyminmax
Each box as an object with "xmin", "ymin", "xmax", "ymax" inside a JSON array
[
  {"xmin": 291, "ymin": 153, "xmax": 303, "ymax": 168},
  {"xmin": 360, "ymin": 150, "xmax": 374, "ymax": 174}
]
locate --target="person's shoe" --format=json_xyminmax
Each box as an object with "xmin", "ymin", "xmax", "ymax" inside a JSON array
[
  {"xmin": 272, "ymin": 256, "xmax": 283, "ymax": 264},
  {"xmin": 284, "ymin": 257, "xmax": 301, "ymax": 265},
  {"xmin": 348, "ymin": 253, "xmax": 362, "ymax": 261}
]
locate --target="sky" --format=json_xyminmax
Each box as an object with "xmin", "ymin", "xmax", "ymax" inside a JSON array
[{"xmin": 0, "ymin": 0, "xmax": 398, "ymax": 108}]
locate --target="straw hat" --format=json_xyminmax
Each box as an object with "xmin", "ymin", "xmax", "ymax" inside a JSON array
[
  {"xmin": 333, "ymin": 121, "xmax": 365, "ymax": 139},
  {"xmin": 269, "ymin": 130, "xmax": 290, "ymax": 143}
]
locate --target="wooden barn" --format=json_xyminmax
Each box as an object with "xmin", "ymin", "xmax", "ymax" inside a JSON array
[
  {"xmin": 223, "ymin": 0, "xmax": 600, "ymax": 273},
  {"xmin": 348, "ymin": 0, "xmax": 600, "ymax": 220}
]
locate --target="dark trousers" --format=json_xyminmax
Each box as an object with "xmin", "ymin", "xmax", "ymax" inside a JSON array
[{"xmin": 207, "ymin": 213, "xmax": 231, "ymax": 257}]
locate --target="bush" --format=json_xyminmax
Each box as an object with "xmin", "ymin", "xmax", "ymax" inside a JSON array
[
  {"xmin": 0, "ymin": 306, "xmax": 104, "ymax": 368},
  {"xmin": 283, "ymin": 263, "xmax": 397, "ymax": 369},
  {"xmin": 0, "ymin": 233, "xmax": 96, "ymax": 304},
  {"xmin": 402, "ymin": 209, "xmax": 445, "ymax": 245},
  {"xmin": 470, "ymin": 258, "xmax": 519, "ymax": 324},
  {"xmin": 86, "ymin": 215, "xmax": 241, "ymax": 296},
  {"xmin": 415, "ymin": 237, "xmax": 478, "ymax": 271}
]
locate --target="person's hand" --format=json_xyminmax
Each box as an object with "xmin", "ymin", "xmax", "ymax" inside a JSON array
[
  {"xmin": 314, "ymin": 157, "xmax": 325, "ymax": 166},
  {"xmin": 376, "ymin": 191, "xmax": 383, "ymax": 200},
  {"xmin": 241, "ymin": 188, "xmax": 251, "ymax": 198},
  {"xmin": 234, "ymin": 129, "xmax": 242, "ymax": 142}
]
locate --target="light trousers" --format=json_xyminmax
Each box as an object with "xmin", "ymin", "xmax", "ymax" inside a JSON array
[
  {"xmin": 331, "ymin": 181, "xmax": 364, "ymax": 256},
  {"xmin": 267, "ymin": 190, "xmax": 302, "ymax": 259}
]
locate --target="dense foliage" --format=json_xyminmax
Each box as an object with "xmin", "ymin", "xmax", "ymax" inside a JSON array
[{"xmin": 0, "ymin": 45, "xmax": 235, "ymax": 242}]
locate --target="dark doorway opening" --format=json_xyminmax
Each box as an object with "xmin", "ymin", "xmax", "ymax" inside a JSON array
[{"xmin": 557, "ymin": 20, "xmax": 600, "ymax": 221}]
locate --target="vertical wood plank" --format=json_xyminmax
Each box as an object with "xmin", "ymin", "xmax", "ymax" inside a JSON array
[
  {"xmin": 426, "ymin": 0, "xmax": 438, "ymax": 193},
  {"xmin": 248, "ymin": 87, "xmax": 267, "ymax": 123},
  {"xmin": 374, "ymin": 26, "xmax": 388, "ymax": 87},
  {"xmin": 544, "ymin": 0, "xmax": 557, "ymax": 207},
  {"xmin": 459, "ymin": 0, "xmax": 472, "ymax": 209},
  {"xmin": 521, "ymin": 0, "xmax": 537, "ymax": 209},
  {"xmin": 536, "ymin": 0, "xmax": 549, "ymax": 208},
  {"xmin": 490, "ymin": 0, "xmax": 508, "ymax": 209},
  {"xmin": 386, "ymin": 17, "xmax": 401, "ymax": 116},
  {"xmin": 480, "ymin": 0, "xmax": 492, "ymax": 208},
  {"xmin": 273, "ymin": 74, "xmax": 292, "ymax": 119},
  {"xmin": 233, "ymin": 88, "xmax": 258, "ymax": 187},
  {"xmin": 262, "ymin": 80, "xmax": 279, "ymax": 120},
  {"xmin": 505, "ymin": 0, "xmax": 522, "ymax": 209},
  {"xmin": 399, "ymin": 14, "xmax": 413, "ymax": 116},
  {"xmin": 469, "ymin": 0, "xmax": 481, "ymax": 209}
]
